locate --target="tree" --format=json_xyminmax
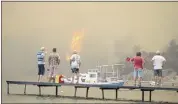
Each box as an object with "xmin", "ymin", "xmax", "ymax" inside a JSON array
[{"xmin": 165, "ymin": 39, "xmax": 178, "ymax": 73}]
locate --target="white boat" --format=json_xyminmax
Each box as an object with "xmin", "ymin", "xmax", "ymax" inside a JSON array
[{"xmin": 63, "ymin": 71, "xmax": 125, "ymax": 86}]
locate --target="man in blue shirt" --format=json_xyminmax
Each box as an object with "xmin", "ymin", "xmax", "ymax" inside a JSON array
[{"xmin": 37, "ymin": 47, "xmax": 46, "ymax": 82}]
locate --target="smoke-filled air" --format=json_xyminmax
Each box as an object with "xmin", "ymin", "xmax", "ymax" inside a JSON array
[{"xmin": 2, "ymin": 2, "xmax": 178, "ymax": 100}]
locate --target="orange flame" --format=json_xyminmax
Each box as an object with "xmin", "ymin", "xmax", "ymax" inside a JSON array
[
  {"xmin": 66, "ymin": 29, "xmax": 84, "ymax": 61},
  {"xmin": 71, "ymin": 30, "xmax": 84, "ymax": 52}
]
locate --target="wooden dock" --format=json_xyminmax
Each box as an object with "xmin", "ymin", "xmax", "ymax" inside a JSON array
[{"xmin": 6, "ymin": 80, "xmax": 178, "ymax": 102}]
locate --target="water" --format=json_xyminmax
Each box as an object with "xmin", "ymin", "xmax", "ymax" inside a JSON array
[{"xmin": 2, "ymin": 64, "xmax": 178, "ymax": 103}]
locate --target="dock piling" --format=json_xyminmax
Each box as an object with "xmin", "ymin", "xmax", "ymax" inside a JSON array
[
  {"xmin": 39, "ymin": 86, "xmax": 41, "ymax": 96},
  {"xmin": 86, "ymin": 87, "xmax": 89, "ymax": 98},
  {"xmin": 24, "ymin": 84, "xmax": 26, "ymax": 95},
  {"xmin": 55, "ymin": 86, "xmax": 58, "ymax": 97},
  {"xmin": 7, "ymin": 83, "xmax": 9, "ymax": 94},
  {"xmin": 74, "ymin": 86, "xmax": 77, "ymax": 97}
]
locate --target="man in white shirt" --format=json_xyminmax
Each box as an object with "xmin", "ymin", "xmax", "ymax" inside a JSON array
[
  {"xmin": 70, "ymin": 50, "xmax": 81, "ymax": 84},
  {"xmin": 151, "ymin": 51, "xmax": 166, "ymax": 86}
]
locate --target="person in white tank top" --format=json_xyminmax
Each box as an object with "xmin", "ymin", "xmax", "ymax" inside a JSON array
[{"xmin": 70, "ymin": 50, "xmax": 81, "ymax": 84}]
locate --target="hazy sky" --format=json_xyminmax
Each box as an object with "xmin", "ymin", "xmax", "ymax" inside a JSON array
[{"xmin": 2, "ymin": 2, "xmax": 178, "ymax": 77}]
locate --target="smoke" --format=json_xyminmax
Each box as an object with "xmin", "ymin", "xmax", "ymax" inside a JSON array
[{"xmin": 2, "ymin": 2, "xmax": 178, "ymax": 80}]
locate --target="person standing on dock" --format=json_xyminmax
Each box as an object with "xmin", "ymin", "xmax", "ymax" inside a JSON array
[
  {"xmin": 131, "ymin": 52, "xmax": 145, "ymax": 87},
  {"xmin": 48, "ymin": 48, "xmax": 60, "ymax": 83},
  {"xmin": 151, "ymin": 51, "xmax": 166, "ymax": 86},
  {"xmin": 70, "ymin": 50, "xmax": 81, "ymax": 84},
  {"xmin": 37, "ymin": 47, "xmax": 47, "ymax": 82}
]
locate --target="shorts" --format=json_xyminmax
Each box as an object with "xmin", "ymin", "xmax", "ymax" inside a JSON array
[
  {"xmin": 133, "ymin": 69, "xmax": 143, "ymax": 78},
  {"xmin": 48, "ymin": 65, "xmax": 58, "ymax": 78},
  {"xmin": 38, "ymin": 64, "xmax": 45, "ymax": 75},
  {"xmin": 71, "ymin": 68, "xmax": 79, "ymax": 73},
  {"xmin": 154, "ymin": 69, "xmax": 162, "ymax": 77}
]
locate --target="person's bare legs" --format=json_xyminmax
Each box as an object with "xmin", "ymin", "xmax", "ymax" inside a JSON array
[
  {"xmin": 48, "ymin": 71, "xmax": 52, "ymax": 83},
  {"xmin": 71, "ymin": 68, "xmax": 79, "ymax": 84},
  {"xmin": 51, "ymin": 67, "xmax": 56, "ymax": 83},
  {"xmin": 38, "ymin": 64, "xmax": 45, "ymax": 82},
  {"xmin": 158, "ymin": 76, "xmax": 162, "ymax": 86},
  {"xmin": 38, "ymin": 75, "xmax": 43, "ymax": 82},
  {"xmin": 138, "ymin": 70, "xmax": 143, "ymax": 87},
  {"xmin": 158, "ymin": 70, "xmax": 163, "ymax": 86},
  {"xmin": 138, "ymin": 77, "xmax": 142, "ymax": 87},
  {"xmin": 76, "ymin": 73, "xmax": 79, "ymax": 84},
  {"xmin": 48, "ymin": 67, "xmax": 55, "ymax": 83},
  {"xmin": 133, "ymin": 70, "xmax": 137, "ymax": 86},
  {"xmin": 38, "ymin": 75, "xmax": 40, "ymax": 82},
  {"xmin": 71, "ymin": 73, "xmax": 75, "ymax": 83},
  {"xmin": 154, "ymin": 76, "xmax": 158, "ymax": 86},
  {"xmin": 75, "ymin": 68, "xmax": 80, "ymax": 84},
  {"xmin": 134, "ymin": 77, "xmax": 137, "ymax": 86}
]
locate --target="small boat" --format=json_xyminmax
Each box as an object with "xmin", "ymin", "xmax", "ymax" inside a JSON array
[{"xmin": 62, "ymin": 72, "xmax": 125, "ymax": 86}]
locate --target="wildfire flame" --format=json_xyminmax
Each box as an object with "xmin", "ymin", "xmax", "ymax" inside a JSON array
[{"xmin": 66, "ymin": 29, "xmax": 84, "ymax": 61}]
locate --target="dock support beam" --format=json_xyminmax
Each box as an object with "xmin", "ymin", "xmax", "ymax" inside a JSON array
[
  {"xmin": 74, "ymin": 86, "xmax": 90, "ymax": 98},
  {"xmin": 115, "ymin": 89, "xmax": 118, "ymax": 100},
  {"xmin": 24, "ymin": 84, "xmax": 26, "ymax": 95},
  {"xmin": 142, "ymin": 90, "xmax": 144, "ymax": 102},
  {"xmin": 39, "ymin": 86, "xmax": 41, "ymax": 96},
  {"xmin": 100, "ymin": 88, "xmax": 119, "ymax": 100},
  {"xmin": 141, "ymin": 89, "xmax": 154, "ymax": 102},
  {"xmin": 74, "ymin": 86, "xmax": 77, "ymax": 97},
  {"xmin": 7, "ymin": 83, "xmax": 9, "ymax": 94},
  {"xmin": 55, "ymin": 86, "xmax": 58, "ymax": 97},
  {"xmin": 86, "ymin": 87, "xmax": 89, "ymax": 98},
  {"xmin": 101, "ymin": 88, "xmax": 104, "ymax": 99},
  {"xmin": 149, "ymin": 90, "xmax": 152, "ymax": 101}
]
